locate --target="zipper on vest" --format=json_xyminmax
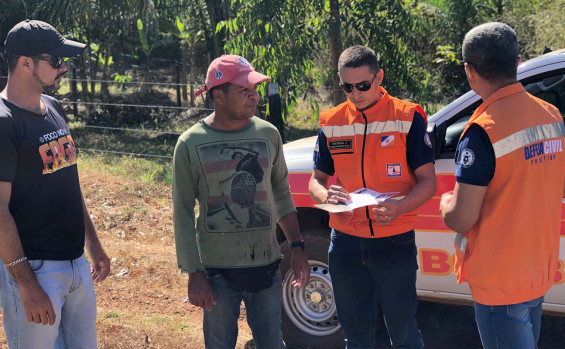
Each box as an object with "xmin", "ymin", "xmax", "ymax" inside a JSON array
[{"xmin": 361, "ymin": 112, "xmax": 375, "ymax": 238}]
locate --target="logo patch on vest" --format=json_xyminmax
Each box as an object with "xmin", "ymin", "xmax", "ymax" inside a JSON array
[
  {"xmin": 459, "ymin": 148, "xmax": 475, "ymax": 168},
  {"xmin": 524, "ymin": 139, "xmax": 563, "ymax": 164},
  {"xmin": 387, "ymin": 163, "xmax": 402, "ymax": 177},
  {"xmin": 329, "ymin": 140, "xmax": 352, "ymax": 150},
  {"xmin": 381, "ymin": 135, "xmax": 395, "ymax": 147}
]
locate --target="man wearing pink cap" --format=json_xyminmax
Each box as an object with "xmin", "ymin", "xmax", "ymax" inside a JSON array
[{"xmin": 173, "ymin": 55, "xmax": 310, "ymax": 348}]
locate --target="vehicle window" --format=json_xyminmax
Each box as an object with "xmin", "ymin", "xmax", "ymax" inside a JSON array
[
  {"xmin": 437, "ymin": 103, "xmax": 479, "ymax": 159},
  {"xmin": 524, "ymin": 73, "xmax": 565, "ymax": 116},
  {"xmin": 443, "ymin": 113, "xmax": 471, "ymax": 154},
  {"xmin": 439, "ymin": 70, "xmax": 565, "ymax": 158}
]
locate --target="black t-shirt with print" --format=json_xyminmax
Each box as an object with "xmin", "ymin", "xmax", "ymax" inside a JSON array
[{"xmin": 0, "ymin": 95, "xmax": 85, "ymax": 260}]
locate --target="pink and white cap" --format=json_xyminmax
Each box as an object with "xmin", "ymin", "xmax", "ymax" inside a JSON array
[{"xmin": 194, "ymin": 55, "xmax": 270, "ymax": 97}]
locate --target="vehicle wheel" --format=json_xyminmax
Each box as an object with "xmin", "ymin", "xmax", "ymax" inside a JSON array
[{"xmin": 280, "ymin": 228, "xmax": 345, "ymax": 349}]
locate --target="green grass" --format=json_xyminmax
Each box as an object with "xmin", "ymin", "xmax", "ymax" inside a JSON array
[
  {"xmin": 284, "ymin": 97, "xmax": 330, "ymax": 142},
  {"xmin": 77, "ymin": 153, "xmax": 173, "ymax": 186},
  {"xmin": 70, "ymin": 122, "xmax": 176, "ymax": 157},
  {"xmin": 149, "ymin": 316, "xmax": 172, "ymax": 324},
  {"xmin": 104, "ymin": 311, "xmax": 121, "ymax": 319}
]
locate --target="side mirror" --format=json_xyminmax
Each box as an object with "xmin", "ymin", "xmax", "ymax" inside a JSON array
[
  {"xmin": 428, "ymin": 122, "xmax": 448, "ymax": 159},
  {"xmin": 427, "ymin": 122, "xmax": 438, "ymax": 159}
]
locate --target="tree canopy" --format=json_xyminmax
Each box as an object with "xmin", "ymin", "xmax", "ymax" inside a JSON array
[{"xmin": 1, "ymin": 0, "xmax": 564, "ymax": 118}]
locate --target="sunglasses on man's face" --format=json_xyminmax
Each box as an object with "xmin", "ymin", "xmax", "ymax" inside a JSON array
[
  {"xmin": 33, "ymin": 55, "xmax": 65, "ymax": 69},
  {"xmin": 339, "ymin": 72, "xmax": 378, "ymax": 93}
]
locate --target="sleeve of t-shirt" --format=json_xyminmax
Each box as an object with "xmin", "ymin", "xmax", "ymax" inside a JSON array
[
  {"xmin": 172, "ymin": 138, "xmax": 203, "ymax": 274},
  {"xmin": 269, "ymin": 129, "xmax": 297, "ymax": 221},
  {"xmin": 406, "ymin": 111, "xmax": 435, "ymax": 171},
  {"xmin": 455, "ymin": 124, "xmax": 495, "ymax": 186},
  {"xmin": 312, "ymin": 128, "xmax": 335, "ymax": 175},
  {"xmin": 0, "ymin": 114, "xmax": 18, "ymax": 182}
]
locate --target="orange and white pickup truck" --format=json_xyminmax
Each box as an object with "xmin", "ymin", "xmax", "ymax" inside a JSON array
[{"xmin": 278, "ymin": 48, "xmax": 565, "ymax": 348}]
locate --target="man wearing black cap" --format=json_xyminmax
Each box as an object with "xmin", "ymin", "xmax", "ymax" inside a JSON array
[{"xmin": 0, "ymin": 20, "xmax": 110, "ymax": 348}]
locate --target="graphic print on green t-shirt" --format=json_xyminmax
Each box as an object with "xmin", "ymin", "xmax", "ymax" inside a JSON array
[{"xmin": 196, "ymin": 139, "xmax": 272, "ymax": 232}]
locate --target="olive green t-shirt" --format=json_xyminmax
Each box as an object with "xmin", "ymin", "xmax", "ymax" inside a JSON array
[{"xmin": 173, "ymin": 117, "xmax": 296, "ymax": 273}]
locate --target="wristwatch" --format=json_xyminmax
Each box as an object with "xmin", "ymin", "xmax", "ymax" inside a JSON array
[{"xmin": 290, "ymin": 240, "xmax": 305, "ymax": 251}]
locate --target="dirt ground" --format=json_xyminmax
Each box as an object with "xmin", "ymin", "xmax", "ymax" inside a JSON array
[
  {"xmin": 1, "ymin": 166, "xmax": 565, "ymax": 348},
  {"xmin": 0, "ymin": 166, "xmax": 254, "ymax": 349}
]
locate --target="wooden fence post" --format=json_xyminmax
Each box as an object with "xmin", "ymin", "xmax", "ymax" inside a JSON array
[
  {"xmin": 268, "ymin": 83, "xmax": 284, "ymax": 143},
  {"xmin": 71, "ymin": 65, "xmax": 79, "ymax": 117}
]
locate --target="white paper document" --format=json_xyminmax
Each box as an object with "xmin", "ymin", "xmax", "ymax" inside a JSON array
[{"xmin": 314, "ymin": 188, "xmax": 400, "ymax": 213}]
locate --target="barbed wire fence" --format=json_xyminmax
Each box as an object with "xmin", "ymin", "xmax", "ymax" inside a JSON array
[
  {"xmin": 3, "ymin": 72, "xmax": 211, "ymax": 159},
  {"xmin": 0, "ymin": 63, "xmax": 284, "ymax": 161},
  {"xmin": 57, "ymin": 77, "xmax": 214, "ymax": 159}
]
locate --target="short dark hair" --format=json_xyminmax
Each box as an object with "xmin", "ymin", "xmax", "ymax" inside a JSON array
[
  {"xmin": 338, "ymin": 45, "xmax": 380, "ymax": 74},
  {"xmin": 209, "ymin": 82, "xmax": 231, "ymax": 100},
  {"xmin": 462, "ymin": 22, "xmax": 519, "ymax": 83},
  {"xmin": 7, "ymin": 55, "xmax": 20, "ymax": 72},
  {"xmin": 7, "ymin": 55, "xmax": 45, "ymax": 73}
]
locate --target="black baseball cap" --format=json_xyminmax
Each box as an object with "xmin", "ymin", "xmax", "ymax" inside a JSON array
[{"xmin": 4, "ymin": 19, "xmax": 86, "ymax": 57}]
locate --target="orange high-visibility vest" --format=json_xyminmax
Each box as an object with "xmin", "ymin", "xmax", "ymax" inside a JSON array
[
  {"xmin": 320, "ymin": 87, "xmax": 427, "ymax": 238},
  {"xmin": 454, "ymin": 83, "xmax": 565, "ymax": 305}
]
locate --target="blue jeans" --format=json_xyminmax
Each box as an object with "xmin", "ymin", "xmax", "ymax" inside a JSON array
[
  {"xmin": 328, "ymin": 229, "xmax": 424, "ymax": 349},
  {"xmin": 203, "ymin": 269, "xmax": 285, "ymax": 349},
  {"xmin": 0, "ymin": 254, "xmax": 98, "ymax": 349},
  {"xmin": 474, "ymin": 296, "xmax": 544, "ymax": 349}
]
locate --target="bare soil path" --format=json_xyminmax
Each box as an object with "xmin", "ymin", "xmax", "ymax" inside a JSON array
[{"xmin": 0, "ymin": 166, "xmax": 254, "ymax": 349}]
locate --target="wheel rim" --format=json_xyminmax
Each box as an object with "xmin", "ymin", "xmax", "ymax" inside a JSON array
[{"xmin": 282, "ymin": 260, "xmax": 341, "ymax": 336}]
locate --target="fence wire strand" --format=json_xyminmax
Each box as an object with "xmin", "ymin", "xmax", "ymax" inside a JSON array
[
  {"xmin": 78, "ymin": 148, "xmax": 173, "ymax": 159},
  {"xmin": 61, "ymin": 100, "xmax": 213, "ymax": 111},
  {"xmin": 0, "ymin": 76, "xmax": 204, "ymax": 87},
  {"xmin": 74, "ymin": 125, "xmax": 182, "ymax": 135}
]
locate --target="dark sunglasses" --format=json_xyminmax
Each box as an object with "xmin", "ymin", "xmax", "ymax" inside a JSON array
[
  {"xmin": 339, "ymin": 72, "xmax": 378, "ymax": 93},
  {"xmin": 34, "ymin": 55, "xmax": 65, "ymax": 69}
]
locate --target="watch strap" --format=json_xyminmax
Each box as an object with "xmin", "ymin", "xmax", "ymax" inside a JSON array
[{"xmin": 290, "ymin": 240, "xmax": 305, "ymax": 250}]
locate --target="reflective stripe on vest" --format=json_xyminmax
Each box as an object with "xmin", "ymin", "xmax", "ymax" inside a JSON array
[
  {"xmin": 321, "ymin": 120, "xmax": 412, "ymax": 138},
  {"xmin": 492, "ymin": 122, "xmax": 565, "ymax": 158}
]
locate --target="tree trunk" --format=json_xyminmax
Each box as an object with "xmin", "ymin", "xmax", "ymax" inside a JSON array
[
  {"xmin": 101, "ymin": 44, "xmax": 111, "ymax": 97},
  {"xmin": 205, "ymin": 0, "xmax": 220, "ymax": 57},
  {"xmin": 181, "ymin": 42, "xmax": 189, "ymax": 102},
  {"xmin": 144, "ymin": 54, "xmax": 151, "ymax": 89},
  {"xmin": 78, "ymin": 47, "xmax": 89, "ymax": 102},
  {"xmin": 330, "ymin": 0, "xmax": 344, "ymax": 106}
]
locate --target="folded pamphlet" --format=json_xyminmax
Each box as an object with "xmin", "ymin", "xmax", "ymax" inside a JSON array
[{"xmin": 315, "ymin": 188, "xmax": 401, "ymax": 213}]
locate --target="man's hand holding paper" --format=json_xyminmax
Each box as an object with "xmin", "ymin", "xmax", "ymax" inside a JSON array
[{"xmin": 316, "ymin": 188, "xmax": 400, "ymax": 213}]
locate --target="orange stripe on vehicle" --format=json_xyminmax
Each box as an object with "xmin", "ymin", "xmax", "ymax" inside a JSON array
[
  {"xmin": 291, "ymin": 194, "xmax": 317, "ymax": 208},
  {"xmin": 288, "ymin": 173, "xmax": 312, "ymax": 194},
  {"xmin": 418, "ymin": 198, "xmax": 441, "ymax": 215},
  {"xmin": 289, "ymin": 170, "xmax": 565, "ymax": 236},
  {"xmin": 415, "ymin": 216, "xmax": 452, "ymax": 231},
  {"xmin": 436, "ymin": 174, "xmax": 456, "ymax": 194}
]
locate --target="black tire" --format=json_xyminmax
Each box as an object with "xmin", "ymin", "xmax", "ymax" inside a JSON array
[{"xmin": 280, "ymin": 228, "xmax": 346, "ymax": 349}]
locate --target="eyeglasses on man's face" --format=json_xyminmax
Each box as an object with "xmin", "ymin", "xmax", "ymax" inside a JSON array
[
  {"xmin": 12, "ymin": 55, "xmax": 65, "ymax": 69},
  {"xmin": 33, "ymin": 55, "xmax": 65, "ymax": 69},
  {"xmin": 339, "ymin": 72, "xmax": 378, "ymax": 93}
]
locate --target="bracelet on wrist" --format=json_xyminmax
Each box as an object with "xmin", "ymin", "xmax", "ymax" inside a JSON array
[{"xmin": 5, "ymin": 256, "xmax": 27, "ymax": 268}]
